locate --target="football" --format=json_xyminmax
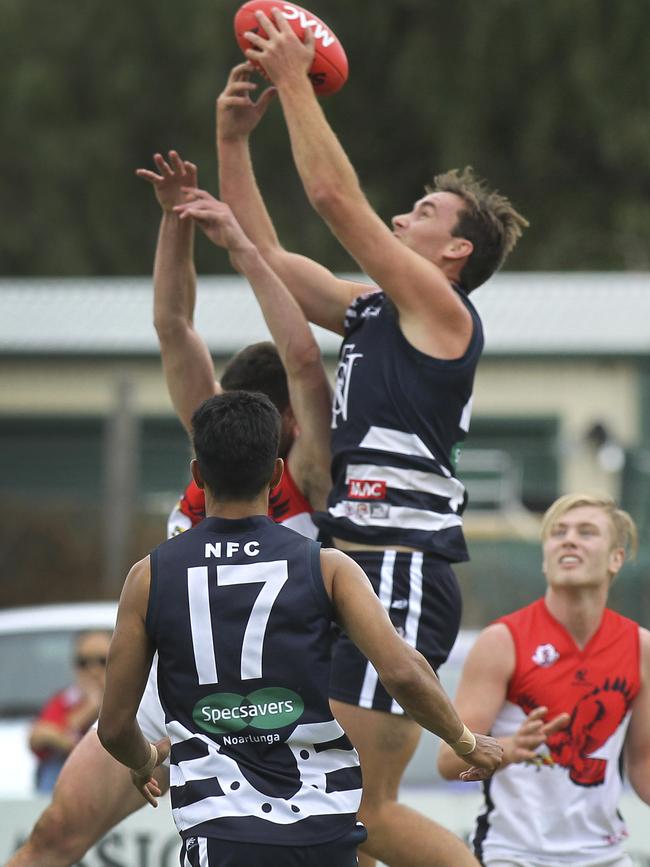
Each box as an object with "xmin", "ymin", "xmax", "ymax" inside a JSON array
[{"xmin": 234, "ymin": 0, "xmax": 348, "ymax": 96}]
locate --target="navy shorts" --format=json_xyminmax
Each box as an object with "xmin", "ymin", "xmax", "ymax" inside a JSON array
[
  {"xmin": 179, "ymin": 824, "xmax": 367, "ymax": 866},
  {"xmin": 329, "ymin": 550, "xmax": 462, "ymax": 713}
]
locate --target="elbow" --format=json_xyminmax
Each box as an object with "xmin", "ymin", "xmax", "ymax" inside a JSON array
[
  {"xmin": 153, "ymin": 313, "xmax": 188, "ymax": 343},
  {"xmin": 97, "ymin": 715, "xmax": 123, "ymax": 755},
  {"xmin": 285, "ymin": 339, "xmax": 323, "ymax": 379},
  {"xmin": 307, "ymin": 183, "xmax": 348, "ymax": 219},
  {"xmin": 153, "ymin": 313, "xmax": 197, "ymax": 352},
  {"xmin": 378, "ymin": 657, "xmax": 423, "ymax": 703},
  {"xmin": 255, "ymin": 241, "xmax": 287, "ymax": 274},
  {"xmin": 378, "ymin": 646, "xmax": 439, "ymax": 716}
]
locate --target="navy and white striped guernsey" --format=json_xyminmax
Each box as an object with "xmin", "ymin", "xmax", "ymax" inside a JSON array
[
  {"xmin": 146, "ymin": 515, "xmax": 362, "ymax": 846},
  {"xmin": 315, "ymin": 287, "xmax": 484, "ymax": 561}
]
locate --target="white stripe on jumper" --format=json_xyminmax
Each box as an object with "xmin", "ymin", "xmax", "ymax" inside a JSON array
[
  {"xmin": 359, "ymin": 550, "xmax": 395, "ymax": 709},
  {"xmin": 198, "ymin": 838, "xmax": 208, "ymax": 866},
  {"xmin": 329, "ymin": 503, "xmax": 463, "ymax": 533},
  {"xmin": 358, "ymin": 426, "xmax": 436, "ymax": 461},
  {"xmin": 391, "ymin": 552, "xmax": 424, "ymax": 714},
  {"xmin": 459, "ymin": 396, "xmax": 473, "ymax": 433},
  {"xmin": 345, "ymin": 462, "xmax": 465, "ymax": 509},
  {"xmin": 168, "ymin": 718, "xmax": 361, "ymax": 830},
  {"xmin": 281, "ymin": 511, "xmax": 319, "ymax": 539},
  {"xmin": 187, "ymin": 567, "xmax": 218, "ymax": 685}
]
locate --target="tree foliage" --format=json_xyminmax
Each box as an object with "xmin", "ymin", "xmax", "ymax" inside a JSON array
[{"xmin": 2, "ymin": 0, "xmax": 648, "ymax": 275}]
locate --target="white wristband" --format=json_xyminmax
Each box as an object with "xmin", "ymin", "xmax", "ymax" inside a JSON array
[
  {"xmin": 449, "ymin": 724, "xmax": 477, "ymax": 757},
  {"xmin": 131, "ymin": 743, "xmax": 158, "ymax": 778}
]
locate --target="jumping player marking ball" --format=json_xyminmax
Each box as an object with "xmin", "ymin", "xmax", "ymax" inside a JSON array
[{"xmin": 234, "ymin": 0, "xmax": 348, "ymax": 95}]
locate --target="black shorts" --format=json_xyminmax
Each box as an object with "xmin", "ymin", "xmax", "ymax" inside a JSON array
[
  {"xmin": 179, "ymin": 824, "xmax": 367, "ymax": 866},
  {"xmin": 329, "ymin": 550, "xmax": 462, "ymax": 713}
]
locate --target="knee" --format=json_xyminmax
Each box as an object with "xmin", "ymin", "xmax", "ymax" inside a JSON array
[{"xmin": 29, "ymin": 802, "xmax": 88, "ymax": 862}]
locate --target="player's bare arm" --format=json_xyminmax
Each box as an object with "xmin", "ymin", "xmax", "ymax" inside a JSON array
[
  {"xmin": 97, "ymin": 557, "xmax": 170, "ymax": 806},
  {"xmin": 174, "ymin": 188, "xmax": 332, "ymax": 508},
  {"xmin": 217, "ymin": 62, "xmax": 364, "ymax": 335},
  {"xmin": 437, "ymin": 624, "xmax": 569, "ymax": 779},
  {"xmin": 624, "ymin": 627, "xmax": 650, "ymax": 804},
  {"xmin": 320, "ymin": 548, "xmax": 502, "ymax": 780},
  {"xmin": 137, "ymin": 151, "xmax": 220, "ymax": 433},
  {"xmin": 244, "ymin": 11, "xmax": 473, "ymax": 359}
]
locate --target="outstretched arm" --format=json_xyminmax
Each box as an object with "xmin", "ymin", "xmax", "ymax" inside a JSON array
[
  {"xmin": 217, "ymin": 63, "xmax": 364, "ymax": 335},
  {"xmin": 322, "ymin": 549, "xmax": 503, "ymax": 781},
  {"xmin": 97, "ymin": 557, "xmax": 170, "ymax": 806},
  {"xmin": 244, "ymin": 13, "xmax": 473, "ymax": 358},
  {"xmin": 137, "ymin": 152, "xmax": 220, "ymax": 433},
  {"xmin": 174, "ymin": 189, "xmax": 332, "ymax": 508},
  {"xmin": 436, "ymin": 625, "xmax": 569, "ymax": 779}
]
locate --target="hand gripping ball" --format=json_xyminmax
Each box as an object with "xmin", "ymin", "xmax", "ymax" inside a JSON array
[{"xmin": 234, "ymin": 0, "xmax": 348, "ymax": 95}]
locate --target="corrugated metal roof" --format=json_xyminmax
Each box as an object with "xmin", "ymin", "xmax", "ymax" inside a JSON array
[
  {"xmin": 479, "ymin": 272, "xmax": 650, "ymax": 355},
  {"xmin": 0, "ymin": 272, "xmax": 648, "ymax": 356}
]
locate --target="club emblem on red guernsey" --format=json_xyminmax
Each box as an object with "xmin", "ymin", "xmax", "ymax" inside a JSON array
[
  {"xmin": 531, "ymin": 643, "xmax": 560, "ymax": 667},
  {"xmin": 547, "ymin": 677, "xmax": 634, "ymax": 787}
]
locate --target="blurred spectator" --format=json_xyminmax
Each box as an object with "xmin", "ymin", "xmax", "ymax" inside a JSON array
[{"xmin": 28, "ymin": 630, "xmax": 112, "ymax": 793}]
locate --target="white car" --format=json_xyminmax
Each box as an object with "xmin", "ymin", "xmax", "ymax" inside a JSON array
[
  {"xmin": 0, "ymin": 599, "xmax": 465, "ymax": 795},
  {"xmin": 0, "ymin": 601, "xmax": 117, "ymax": 797}
]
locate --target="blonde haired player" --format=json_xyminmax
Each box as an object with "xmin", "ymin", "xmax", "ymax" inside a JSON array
[{"xmin": 438, "ymin": 494, "xmax": 650, "ymax": 867}]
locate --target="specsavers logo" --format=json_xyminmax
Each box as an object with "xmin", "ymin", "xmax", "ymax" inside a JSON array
[{"xmin": 193, "ymin": 687, "xmax": 304, "ymax": 735}]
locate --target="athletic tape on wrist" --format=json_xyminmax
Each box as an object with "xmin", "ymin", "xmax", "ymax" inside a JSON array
[
  {"xmin": 132, "ymin": 743, "xmax": 158, "ymax": 778},
  {"xmin": 449, "ymin": 724, "xmax": 477, "ymax": 757}
]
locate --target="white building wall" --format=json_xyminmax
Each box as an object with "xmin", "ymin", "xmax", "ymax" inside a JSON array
[{"xmin": 473, "ymin": 358, "xmax": 639, "ymax": 498}]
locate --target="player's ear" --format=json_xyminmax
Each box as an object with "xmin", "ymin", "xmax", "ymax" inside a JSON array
[
  {"xmin": 608, "ymin": 546, "xmax": 625, "ymax": 583},
  {"xmin": 270, "ymin": 457, "xmax": 284, "ymax": 491},
  {"xmin": 190, "ymin": 458, "xmax": 205, "ymax": 489},
  {"xmin": 446, "ymin": 237, "xmax": 473, "ymax": 261}
]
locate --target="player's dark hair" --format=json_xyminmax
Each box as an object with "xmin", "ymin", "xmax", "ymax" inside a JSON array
[
  {"xmin": 191, "ymin": 391, "xmax": 280, "ymax": 500},
  {"xmin": 427, "ymin": 166, "xmax": 529, "ymax": 293},
  {"xmin": 221, "ymin": 342, "xmax": 290, "ymax": 414}
]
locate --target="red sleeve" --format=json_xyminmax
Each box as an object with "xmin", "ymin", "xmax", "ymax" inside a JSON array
[
  {"xmin": 180, "ymin": 480, "xmax": 206, "ymax": 525},
  {"xmin": 37, "ymin": 692, "xmax": 69, "ymax": 730},
  {"xmin": 31, "ymin": 691, "xmax": 71, "ymax": 759}
]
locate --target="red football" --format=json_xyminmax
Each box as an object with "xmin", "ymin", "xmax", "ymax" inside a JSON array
[{"xmin": 234, "ymin": 0, "xmax": 348, "ymax": 96}]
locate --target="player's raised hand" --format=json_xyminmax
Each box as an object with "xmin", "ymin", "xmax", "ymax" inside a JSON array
[
  {"xmin": 243, "ymin": 9, "xmax": 315, "ymax": 90},
  {"xmin": 135, "ymin": 151, "xmax": 198, "ymax": 212},
  {"xmin": 217, "ymin": 62, "xmax": 276, "ymax": 142},
  {"xmin": 457, "ymin": 733, "xmax": 504, "ymax": 782},
  {"xmin": 174, "ymin": 188, "xmax": 254, "ymax": 256},
  {"xmin": 503, "ymin": 706, "xmax": 570, "ymax": 767}
]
